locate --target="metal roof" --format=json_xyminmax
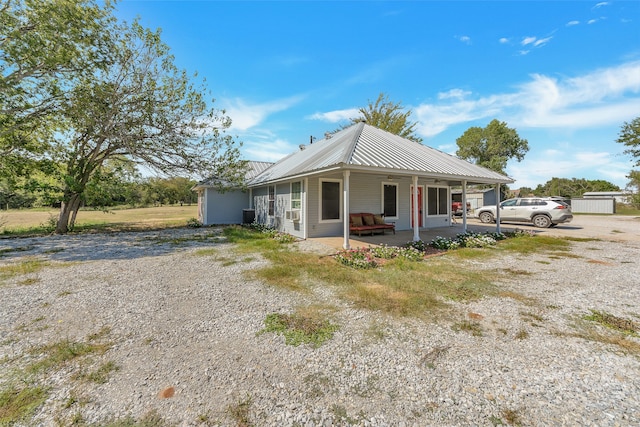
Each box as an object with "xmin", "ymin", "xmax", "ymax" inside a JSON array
[
  {"xmin": 194, "ymin": 160, "xmax": 274, "ymax": 188},
  {"xmin": 249, "ymin": 123, "xmax": 513, "ymax": 185}
]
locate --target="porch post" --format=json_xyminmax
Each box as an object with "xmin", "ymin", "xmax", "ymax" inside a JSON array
[
  {"xmin": 462, "ymin": 180, "xmax": 468, "ymax": 232},
  {"xmin": 495, "ymin": 183, "xmax": 501, "ymax": 234},
  {"xmin": 343, "ymin": 170, "xmax": 351, "ymax": 250},
  {"xmin": 412, "ymin": 175, "xmax": 420, "ymax": 242},
  {"xmin": 249, "ymin": 188, "xmax": 253, "ymax": 209}
]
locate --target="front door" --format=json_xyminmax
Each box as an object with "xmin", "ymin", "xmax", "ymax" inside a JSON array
[{"xmin": 410, "ymin": 186, "xmax": 423, "ymax": 227}]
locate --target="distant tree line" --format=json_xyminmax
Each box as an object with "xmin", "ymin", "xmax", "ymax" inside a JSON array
[
  {"xmin": 0, "ymin": 166, "xmax": 197, "ymax": 210},
  {"xmin": 517, "ymin": 177, "xmax": 620, "ymax": 200}
]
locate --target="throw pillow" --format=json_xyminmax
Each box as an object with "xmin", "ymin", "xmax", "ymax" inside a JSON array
[
  {"xmin": 373, "ymin": 215, "xmax": 386, "ymax": 225},
  {"xmin": 351, "ymin": 215, "xmax": 363, "ymax": 226},
  {"xmin": 363, "ymin": 215, "xmax": 375, "ymax": 226}
]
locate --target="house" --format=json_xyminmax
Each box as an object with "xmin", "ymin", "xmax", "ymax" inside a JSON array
[{"xmin": 194, "ymin": 122, "xmax": 513, "ymax": 249}]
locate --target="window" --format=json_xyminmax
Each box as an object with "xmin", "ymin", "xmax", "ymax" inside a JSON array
[
  {"xmin": 427, "ymin": 187, "xmax": 449, "ymax": 215},
  {"xmin": 320, "ymin": 180, "xmax": 341, "ymax": 221},
  {"xmin": 382, "ymin": 183, "xmax": 398, "ymax": 218},
  {"xmin": 438, "ymin": 188, "xmax": 448, "ymax": 214},
  {"xmin": 268, "ymin": 185, "xmax": 275, "ymax": 216},
  {"xmin": 291, "ymin": 181, "xmax": 302, "ymax": 209}
]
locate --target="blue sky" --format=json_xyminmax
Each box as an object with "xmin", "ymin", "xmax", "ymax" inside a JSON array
[{"xmin": 116, "ymin": 1, "xmax": 640, "ymax": 189}]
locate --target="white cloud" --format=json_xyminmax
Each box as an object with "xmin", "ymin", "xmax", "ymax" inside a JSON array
[
  {"xmin": 506, "ymin": 150, "xmax": 630, "ymax": 189},
  {"xmin": 438, "ymin": 89, "xmax": 471, "ymax": 100},
  {"xmin": 593, "ymin": 2, "xmax": 609, "ymax": 9},
  {"xmin": 222, "ymin": 95, "xmax": 305, "ymax": 131},
  {"xmin": 413, "ymin": 61, "xmax": 640, "ymax": 136},
  {"xmin": 533, "ymin": 36, "xmax": 552, "ymax": 47},
  {"xmin": 566, "ymin": 20, "xmax": 580, "ymax": 26},
  {"xmin": 243, "ymin": 137, "xmax": 296, "ymax": 162},
  {"xmin": 308, "ymin": 108, "xmax": 359, "ymax": 123},
  {"xmin": 521, "ymin": 36, "xmax": 552, "ymax": 48},
  {"xmin": 456, "ymin": 35, "xmax": 471, "ymax": 44},
  {"xmin": 499, "ymin": 37, "xmax": 510, "ymax": 44}
]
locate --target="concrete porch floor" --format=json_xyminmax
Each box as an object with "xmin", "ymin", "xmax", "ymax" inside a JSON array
[{"xmin": 308, "ymin": 219, "xmax": 513, "ymax": 251}]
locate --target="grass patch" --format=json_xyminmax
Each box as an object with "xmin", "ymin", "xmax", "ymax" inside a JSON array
[
  {"xmin": 227, "ymin": 395, "xmax": 253, "ymax": 427},
  {"xmin": 258, "ymin": 306, "xmax": 339, "ymax": 348},
  {"xmin": 27, "ymin": 328, "xmax": 112, "ymax": 375},
  {"xmin": 562, "ymin": 311, "xmax": 640, "ymax": 355},
  {"xmin": 0, "ymin": 384, "xmax": 48, "ymax": 425},
  {"xmin": 495, "ymin": 235, "xmax": 571, "ymax": 254},
  {"xmin": 452, "ymin": 320, "xmax": 483, "ymax": 336},
  {"xmin": 584, "ymin": 310, "xmax": 638, "ymax": 336},
  {"xmin": 0, "ymin": 258, "xmax": 50, "ymax": 283},
  {"xmin": 75, "ymin": 360, "xmax": 120, "ymax": 384}
]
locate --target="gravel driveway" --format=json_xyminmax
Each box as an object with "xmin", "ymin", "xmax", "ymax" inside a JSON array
[{"xmin": 1, "ymin": 218, "xmax": 639, "ymax": 426}]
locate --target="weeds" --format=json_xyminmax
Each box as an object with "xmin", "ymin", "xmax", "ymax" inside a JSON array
[
  {"xmin": 584, "ymin": 310, "xmax": 638, "ymax": 336},
  {"xmin": 75, "ymin": 361, "xmax": 120, "ymax": 384},
  {"xmin": 0, "ymin": 384, "xmax": 48, "ymax": 425},
  {"xmin": 0, "ymin": 258, "xmax": 50, "ymax": 283},
  {"xmin": 259, "ymin": 306, "xmax": 339, "ymax": 348},
  {"xmin": 227, "ymin": 395, "xmax": 253, "ymax": 427},
  {"xmin": 452, "ymin": 320, "xmax": 483, "ymax": 336}
]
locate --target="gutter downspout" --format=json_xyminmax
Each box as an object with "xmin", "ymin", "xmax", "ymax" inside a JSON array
[{"xmin": 343, "ymin": 170, "xmax": 351, "ymax": 250}]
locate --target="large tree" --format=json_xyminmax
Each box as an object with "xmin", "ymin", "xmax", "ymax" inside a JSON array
[
  {"xmin": 0, "ymin": 0, "xmax": 114, "ymax": 174},
  {"xmin": 455, "ymin": 119, "xmax": 529, "ymax": 175},
  {"xmin": 617, "ymin": 116, "xmax": 640, "ymax": 166},
  {"xmin": 625, "ymin": 170, "xmax": 640, "ymax": 208},
  {"xmin": 51, "ymin": 21, "xmax": 242, "ymax": 233},
  {"xmin": 352, "ymin": 93, "xmax": 422, "ymax": 143}
]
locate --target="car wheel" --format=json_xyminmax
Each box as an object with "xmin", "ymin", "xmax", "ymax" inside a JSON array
[
  {"xmin": 479, "ymin": 212, "xmax": 494, "ymax": 224},
  {"xmin": 532, "ymin": 214, "xmax": 551, "ymax": 228}
]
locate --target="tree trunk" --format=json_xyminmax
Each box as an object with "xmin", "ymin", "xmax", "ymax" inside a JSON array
[
  {"xmin": 56, "ymin": 193, "xmax": 81, "ymax": 234},
  {"xmin": 68, "ymin": 196, "xmax": 82, "ymax": 230}
]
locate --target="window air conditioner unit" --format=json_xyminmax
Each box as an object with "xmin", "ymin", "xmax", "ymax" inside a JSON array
[{"xmin": 285, "ymin": 210, "xmax": 301, "ymax": 222}]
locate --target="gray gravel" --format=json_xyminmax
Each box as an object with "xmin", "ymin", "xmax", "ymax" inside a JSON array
[{"xmin": 1, "ymin": 226, "xmax": 639, "ymax": 426}]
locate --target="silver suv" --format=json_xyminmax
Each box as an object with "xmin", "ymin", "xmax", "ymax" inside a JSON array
[{"xmin": 475, "ymin": 197, "xmax": 573, "ymax": 228}]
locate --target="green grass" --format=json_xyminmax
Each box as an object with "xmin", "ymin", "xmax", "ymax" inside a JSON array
[
  {"xmin": 258, "ymin": 305, "xmax": 339, "ymax": 348},
  {"xmin": 230, "ymin": 227, "xmax": 579, "ymax": 319},
  {"xmin": 0, "ymin": 258, "xmax": 51, "ymax": 285},
  {"xmin": 0, "ymin": 384, "xmax": 49, "ymax": 425}
]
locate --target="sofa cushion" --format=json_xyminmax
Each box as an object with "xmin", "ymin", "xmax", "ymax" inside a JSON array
[
  {"xmin": 373, "ymin": 215, "xmax": 385, "ymax": 225},
  {"xmin": 363, "ymin": 215, "xmax": 375, "ymax": 226},
  {"xmin": 350, "ymin": 215, "xmax": 363, "ymax": 227}
]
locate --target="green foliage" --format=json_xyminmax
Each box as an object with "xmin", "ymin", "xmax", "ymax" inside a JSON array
[
  {"xmin": 625, "ymin": 170, "xmax": 640, "ymax": 208},
  {"xmin": 259, "ymin": 311, "xmax": 339, "ymax": 348},
  {"xmin": 455, "ymin": 119, "xmax": 529, "ymax": 175},
  {"xmin": 335, "ymin": 245, "xmax": 426, "ymax": 269},
  {"xmin": 186, "ymin": 217, "xmax": 202, "ymax": 228},
  {"xmin": 584, "ymin": 310, "xmax": 638, "ymax": 336},
  {"xmin": 529, "ymin": 177, "xmax": 620, "ymax": 199},
  {"xmin": 352, "ymin": 93, "xmax": 423, "ymax": 143},
  {"xmin": 617, "ymin": 116, "xmax": 640, "ymax": 166}
]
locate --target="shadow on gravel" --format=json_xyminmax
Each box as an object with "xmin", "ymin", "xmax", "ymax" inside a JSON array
[{"xmin": 0, "ymin": 228, "xmax": 226, "ymax": 262}]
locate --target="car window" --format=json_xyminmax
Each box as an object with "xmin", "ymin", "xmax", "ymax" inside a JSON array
[
  {"xmin": 536, "ymin": 200, "xmax": 548, "ymax": 206},
  {"xmin": 501, "ymin": 199, "xmax": 518, "ymax": 207},
  {"xmin": 519, "ymin": 199, "xmax": 533, "ymax": 206}
]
